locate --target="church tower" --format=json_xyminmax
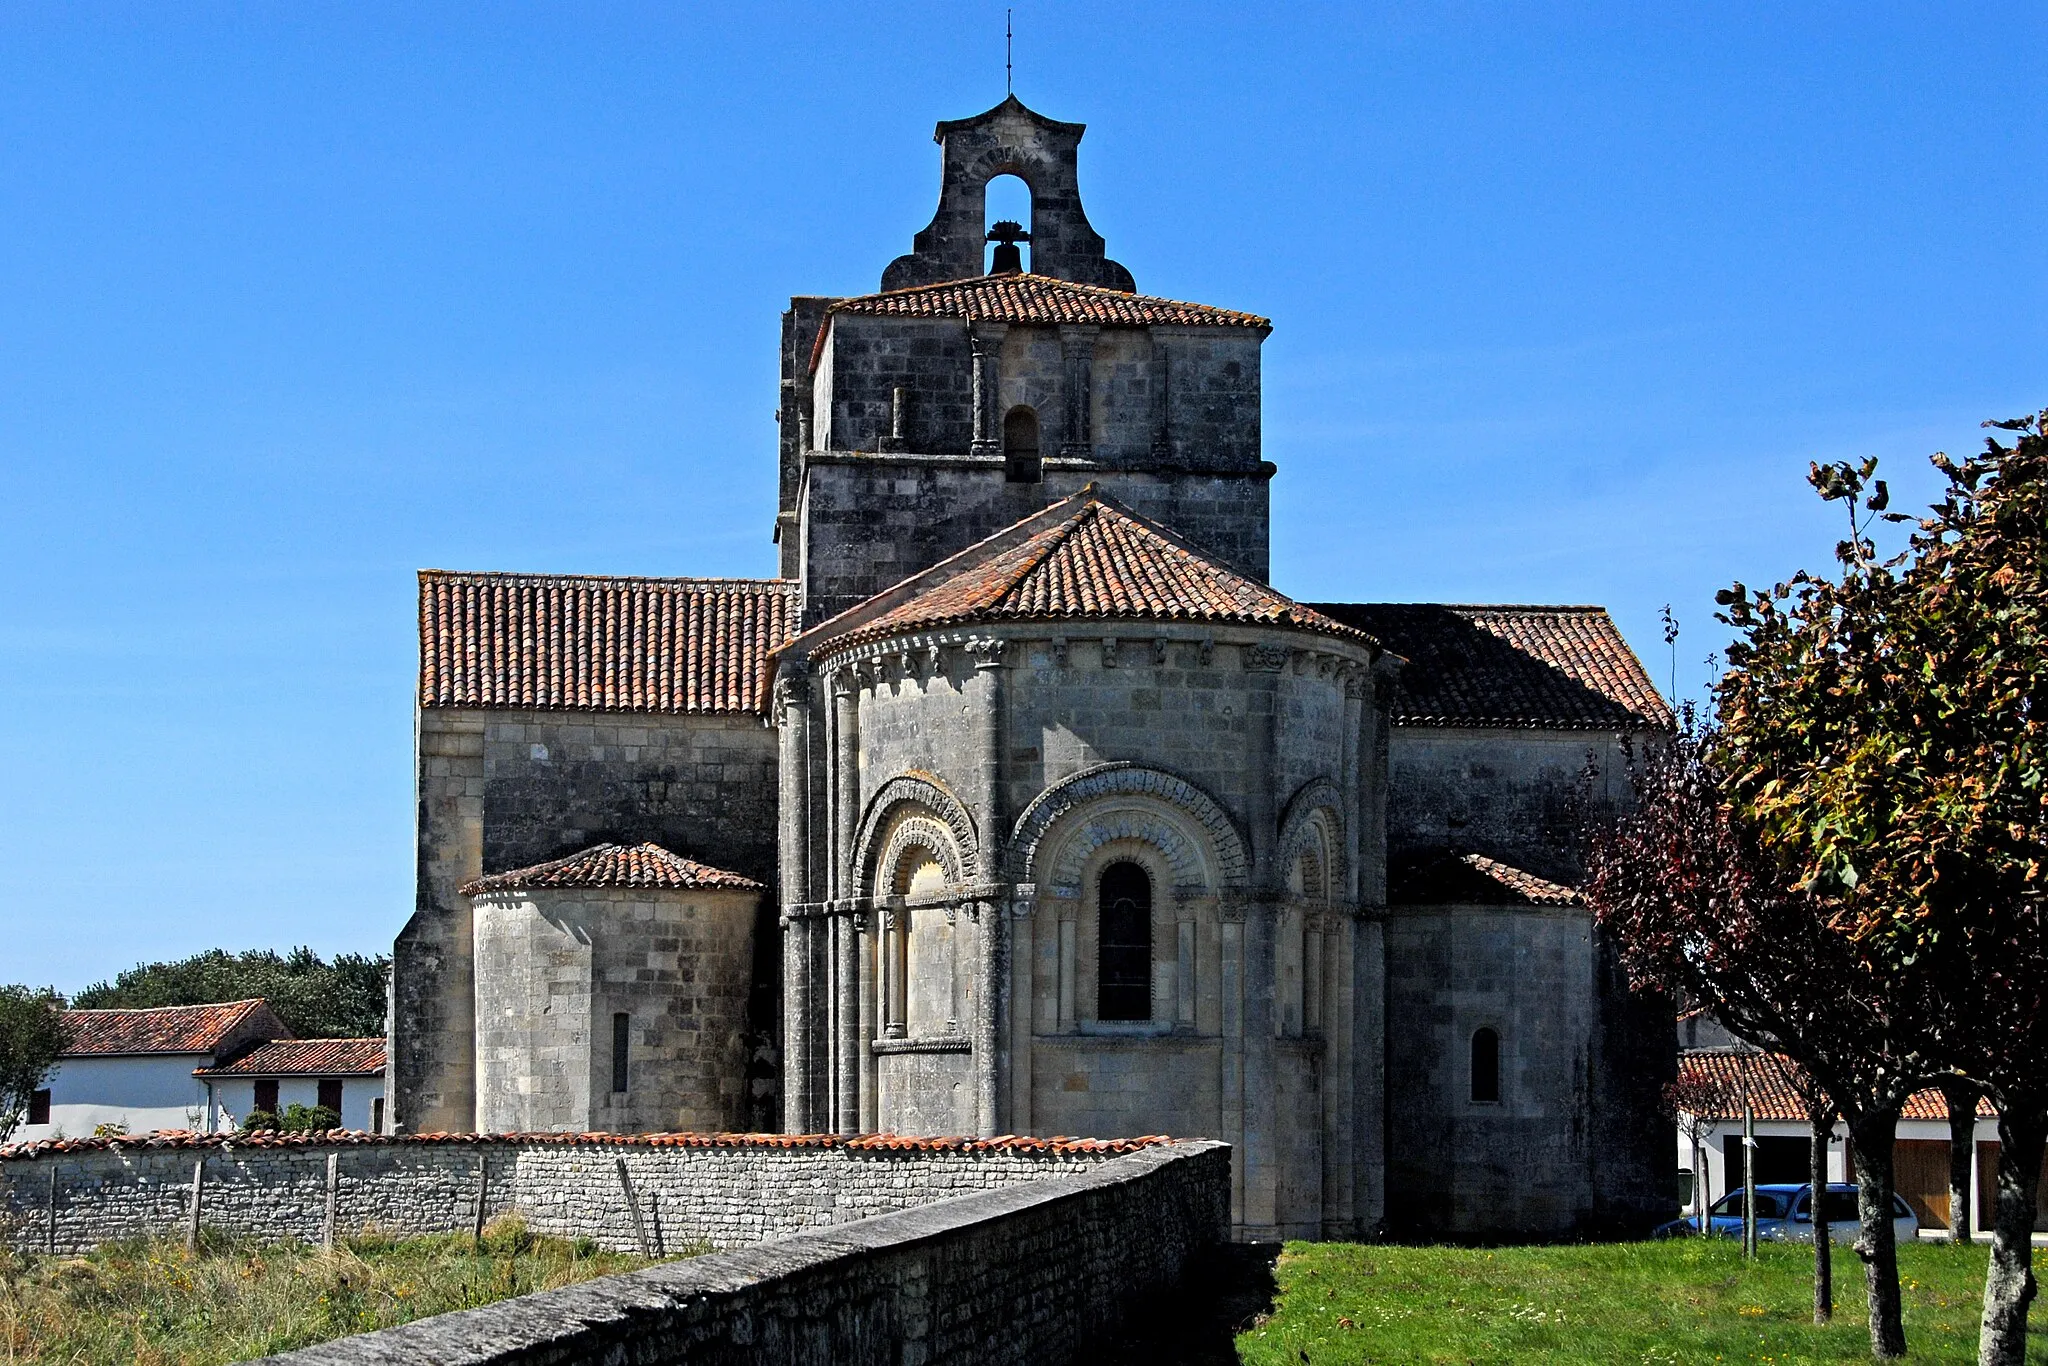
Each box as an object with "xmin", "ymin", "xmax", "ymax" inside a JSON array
[{"xmin": 775, "ymin": 97, "xmax": 1276, "ymax": 626}]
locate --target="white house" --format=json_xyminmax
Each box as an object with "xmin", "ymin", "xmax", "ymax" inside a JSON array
[
  {"xmin": 14, "ymin": 999, "xmax": 289, "ymax": 1142},
  {"xmin": 193, "ymin": 1038, "xmax": 386, "ymax": 1133},
  {"xmin": 1674, "ymin": 1047, "xmax": 2025, "ymax": 1235}
]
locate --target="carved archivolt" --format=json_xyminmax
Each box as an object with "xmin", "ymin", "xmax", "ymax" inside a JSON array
[
  {"xmin": 1010, "ymin": 763, "xmax": 1249, "ymax": 895},
  {"xmin": 1277, "ymin": 777, "xmax": 1347, "ymax": 902},
  {"xmin": 854, "ymin": 773, "xmax": 982, "ymax": 895}
]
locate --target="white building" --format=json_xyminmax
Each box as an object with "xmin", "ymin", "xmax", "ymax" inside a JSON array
[
  {"xmin": 1675, "ymin": 1048, "xmax": 2014, "ymax": 1234},
  {"xmin": 194, "ymin": 1038, "xmax": 385, "ymax": 1133},
  {"xmin": 15, "ymin": 999, "xmax": 289, "ymax": 1142}
]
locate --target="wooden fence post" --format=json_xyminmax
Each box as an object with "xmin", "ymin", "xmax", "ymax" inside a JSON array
[
  {"xmin": 472, "ymin": 1156, "xmax": 488, "ymax": 1247},
  {"xmin": 615, "ymin": 1157, "xmax": 651, "ymax": 1257},
  {"xmin": 185, "ymin": 1156, "xmax": 204, "ymax": 1251},
  {"xmin": 45, "ymin": 1165, "xmax": 57, "ymax": 1255},
  {"xmin": 323, "ymin": 1152, "xmax": 340, "ymax": 1251}
]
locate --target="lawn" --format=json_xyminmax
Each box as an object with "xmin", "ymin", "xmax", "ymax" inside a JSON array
[
  {"xmin": 1235, "ymin": 1238, "xmax": 2048, "ymax": 1364},
  {"xmin": 0, "ymin": 1218, "xmax": 691, "ymax": 1365}
]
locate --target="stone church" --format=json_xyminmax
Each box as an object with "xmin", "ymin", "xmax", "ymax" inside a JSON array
[{"xmin": 392, "ymin": 98, "xmax": 1676, "ymax": 1240}]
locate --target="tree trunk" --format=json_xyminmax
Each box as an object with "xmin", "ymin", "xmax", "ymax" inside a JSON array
[
  {"xmin": 1849, "ymin": 1108, "xmax": 1908, "ymax": 1359},
  {"xmin": 1943, "ymin": 1076, "xmax": 1981, "ymax": 1244},
  {"xmin": 1812, "ymin": 1107, "xmax": 1833, "ymax": 1324},
  {"xmin": 1978, "ymin": 1100, "xmax": 2045, "ymax": 1366}
]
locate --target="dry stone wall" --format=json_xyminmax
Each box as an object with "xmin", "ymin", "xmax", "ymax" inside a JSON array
[
  {"xmin": 260, "ymin": 1140, "xmax": 1230, "ymax": 1366},
  {"xmin": 0, "ymin": 1132, "xmax": 1174, "ymax": 1257}
]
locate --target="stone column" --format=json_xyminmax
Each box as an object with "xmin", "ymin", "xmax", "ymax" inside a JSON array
[
  {"xmin": 1059, "ymin": 326, "xmax": 1097, "ymax": 458},
  {"xmin": 969, "ymin": 326, "xmax": 1006, "ymax": 457},
  {"xmin": 775, "ymin": 665, "xmax": 813, "ymax": 1133},
  {"xmin": 856, "ymin": 907, "xmax": 878, "ymax": 1134},
  {"xmin": 832, "ymin": 669, "xmax": 864, "ymax": 1136},
  {"xmin": 1239, "ymin": 642, "xmax": 1288, "ymax": 1237},
  {"xmin": 967, "ymin": 637, "xmax": 1008, "ymax": 1135},
  {"xmin": 1219, "ymin": 897, "xmax": 1247, "ymax": 1228},
  {"xmin": 1150, "ymin": 335, "xmax": 1173, "ymax": 463}
]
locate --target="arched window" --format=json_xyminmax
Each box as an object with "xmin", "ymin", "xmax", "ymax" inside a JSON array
[
  {"xmin": 1004, "ymin": 405, "xmax": 1041, "ymax": 484},
  {"xmin": 1470, "ymin": 1027, "xmax": 1501, "ymax": 1104},
  {"xmin": 985, "ymin": 173, "xmax": 1031, "ymax": 273},
  {"xmin": 1098, "ymin": 861, "xmax": 1152, "ymax": 1021}
]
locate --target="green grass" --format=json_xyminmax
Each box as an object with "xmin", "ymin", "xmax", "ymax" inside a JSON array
[
  {"xmin": 0, "ymin": 1217, "xmax": 697, "ymax": 1365},
  {"xmin": 1235, "ymin": 1238, "xmax": 2048, "ymax": 1364}
]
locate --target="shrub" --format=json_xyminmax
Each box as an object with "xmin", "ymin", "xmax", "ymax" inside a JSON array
[
  {"xmin": 240, "ymin": 1109, "xmax": 279, "ymax": 1133},
  {"xmin": 280, "ymin": 1103, "xmax": 340, "ymax": 1133}
]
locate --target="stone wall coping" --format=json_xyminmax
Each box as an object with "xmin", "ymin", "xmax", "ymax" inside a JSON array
[
  {"xmin": 0, "ymin": 1129, "xmax": 1180, "ymax": 1164},
  {"xmin": 252, "ymin": 1139, "xmax": 1229, "ymax": 1365}
]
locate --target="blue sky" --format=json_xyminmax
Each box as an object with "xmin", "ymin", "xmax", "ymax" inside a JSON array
[{"xmin": 3, "ymin": 4, "xmax": 2043, "ymax": 993}]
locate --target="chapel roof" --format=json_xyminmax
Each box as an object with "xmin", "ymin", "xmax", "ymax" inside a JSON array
[
  {"xmin": 1389, "ymin": 852, "xmax": 1583, "ymax": 907},
  {"xmin": 1306, "ymin": 602, "xmax": 1671, "ymax": 731},
  {"xmin": 59, "ymin": 1000, "xmax": 289, "ymax": 1058},
  {"xmin": 194, "ymin": 1038, "xmax": 385, "ymax": 1079},
  {"xmin": 793, "ymin": 487, "xmax": 1379, "ymax": 659},
  {"xmin": 821, "ymin": 273, "xmax": 1269, "ymax": 333},
  {"xmin": 461, "ymin": 842, "xmax": 764, "ymax": 896},
  {"xmin": 1676, "ymin": 1049, "xmax": 1997, "ymax": 1124},
  {"xmin": 419, "ymin": 571, "xmax": 797, "ymax": 716}
]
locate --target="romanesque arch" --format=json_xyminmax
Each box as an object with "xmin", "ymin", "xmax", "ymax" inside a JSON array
[
  {"xmin": 853, "ymin": 772, "xmax": 983, "ymax": 895},
  {"xmin": 1277, "ymin": 777, "xmax": 1347, "ymax": 902},
  {"xmin": 1009, "ymin": 762, "xmax": 1250, "ymax": 896}
]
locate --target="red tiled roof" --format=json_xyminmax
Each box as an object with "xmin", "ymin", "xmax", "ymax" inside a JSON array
[
  {"xmin": 1390, "ymin": 852, "xmax": 1583, "ymax": 907},
  {"xmin": 1308, "ymin": 603, "xmax": 1671, "ymax": 731},
  {"xmin": 2, "ymin": 1129, "xmax": 1181, "ymax": 1161},
  {"xmin": 462, "ymin": 842, "xmax": 764, "ymax": 896},
  {"xmin": 419, "ymin": 571, "xmax": 797, "ymax": 715},
  {"xmin": 194, "ymin": 1039, "xmax": 385, "ymax": 1078},
  {"xmin": 819, "ymin": 491, "xmax": 1377, "ymax": 655},
  {"xmin": 60, "ymin": 1000, "xmax": 288, "ymax": 1057},
  {"xmin": 824, "ymin": 273, "xmax": 1268, "ymax": 332},
  {"xmin": 1676, "ymin": 1050, "xmax": 1998, "ymax": 1123}
]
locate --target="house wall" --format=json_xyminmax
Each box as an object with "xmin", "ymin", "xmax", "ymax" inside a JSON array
[
  {"xmin": 204, "ymin": 1078, "xmax": 380, "ymax": 1134},
  {"xmin": 10, "ymin": 1055, "xmax": 214, "ymax": 1143}
]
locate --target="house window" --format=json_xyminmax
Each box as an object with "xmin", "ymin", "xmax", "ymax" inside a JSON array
[
  {"xmin": 1098, "ymin": 861, "xmax": 1153, "ymax": 1021},
  {"xmin": 1003, "ymin": 405, "xmax": 1041, "ymax": 483},
  {"xmin": 1470, "ymin": 1028, "xmax": 1501, "ymax": 1104},
  {"xmin": 253, "ymin": 1078, "xmax": 280, "ymax": 1114},
  {"xmin": 27, "ymin": 1089, "xmax": 50, "ymax": 1126},
  {"xmin": 317, "ymin": 1078, "xmax": 343, "ymax": 1114},
  {"xmin": 611, "ymin": 1012, "xmax": 631, "ymax": 1094}
]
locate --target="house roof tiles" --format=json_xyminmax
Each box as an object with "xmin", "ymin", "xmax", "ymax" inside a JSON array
[
  {"xmin": 823, "ymin": 272, "xmax": 1268, "ymax": 332},
  {"xmin": 1308, "ymin": 602, "xmax": 1671, "ymax": 731},
  {"xmin": 461, "ymin": 842, "xmax": 764, "ymax": 896},
  {"xmin": 419, "ymin": 571, "xmax": 796, "ymax": 715},
  {"xmin": 193, "ymin": 1038, "xmax": 385, "ymax": 1078},
  {"xmin": 59, "ymin": 1000, "xmax": 288, "ymax": 1058},
  {"xmin": 1, "ymin": 1129, "xmax": 1180, "ymax": 1161},
  {"xmin": 817, "ymin": 491, "xmax": 1376, "ymax": 656},
  {"xmin": 1390, "ymin": 852, "xmax": 1583, "ymax": 907},
  {"xmin": 1676, "ymin": 1049, "xmax": 1998, "ymax": 1123}
]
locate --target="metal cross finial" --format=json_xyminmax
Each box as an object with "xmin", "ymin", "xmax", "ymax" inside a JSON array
[{"xmin": 1006, "ymin": 10, "xmax": 1013, "ymax": 95}]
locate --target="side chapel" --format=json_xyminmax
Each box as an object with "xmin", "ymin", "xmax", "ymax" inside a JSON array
[{"xmin": 392, "ymin": 98, "xmax": 1676, "ymax": 1239}]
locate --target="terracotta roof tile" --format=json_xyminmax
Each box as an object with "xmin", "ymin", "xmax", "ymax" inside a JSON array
[
  {"xmin": 2, "ymin": 1129, "xmax": 1181, "ymax": 1161},
  {"xmin": 194, "ymin": 1038, "xmax": 385, "ymax": 1078},
  {"xmin": 1676, "ymin": 1049, "xmax": 1997, "ymax": 1123},
  {"xmin": 824, "ymin": 273, "xmax": 1268, "ymax": 332},
  {"xmin": 462, "ymin": 842, "xmax": 765, "ymax": 896},
  {"xmin": 1308, "ymin": 602, "xmax": 1671, "ymax": 731},
  {"xmin": 826, "ymin": 493, "xmax": 1376, "ymax": 654},
  {"xmin": 1390, "ymin": 852, "xmax": 1583, "ymax": 907},
  {"xmin": 420, "ymin": 572, "xmax": 796, "ymax": 715},
  {"xmin": 60, "ymin": 1001, "xmax": 289, "ymax": 1058}
]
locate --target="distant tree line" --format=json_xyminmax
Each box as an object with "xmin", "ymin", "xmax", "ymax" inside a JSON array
[{"xmin": 72, "ymin": 946, "xmax": 390, "ymax": 1039}]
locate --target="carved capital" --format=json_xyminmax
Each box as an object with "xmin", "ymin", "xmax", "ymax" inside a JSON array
[
  {"xmin": 773, "ymin": 668, "xmax": 810, "ymax": 712},
  {"xmin": 968, "ymin": 637, "xmax": 1007, "ymax": 669}
]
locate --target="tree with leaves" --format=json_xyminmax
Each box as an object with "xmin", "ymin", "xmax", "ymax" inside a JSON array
[
  {"xmin": 72, "ymin": 947, "xmax": 389, "ymax": 1039},
  {"xmin": 1586, "ymin": 719, "xmax": 1937, "ymax": 1358},
  {"xmin": 1716, "ymin": 415, "xmax": 2048, "ymax": 1366},
  {"xmin": 0, "ymin": 986, "xmax": 71, "ymax": 1145}
]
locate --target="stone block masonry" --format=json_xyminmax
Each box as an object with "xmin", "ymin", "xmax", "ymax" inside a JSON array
[
  {"xmin": 0, "ymin": 1130, "xmax": 1181, "ymax": 1257},
  {"xmin": 260, "ymin": 1140, "xmax": 1229, "ymax": 1366}
]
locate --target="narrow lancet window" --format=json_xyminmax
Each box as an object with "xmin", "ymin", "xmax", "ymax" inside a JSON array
[
  {"xmin": 1004, "ymin": 405, "xmax": 1041, "ymax": 483},
  {"xmin": 1471, "ymin": 1027, "xmax": 1501, "ymax": 1104},
  {"xmin": 612, "ymin": 1012, "xmax": 631, "ymax": 1094}
]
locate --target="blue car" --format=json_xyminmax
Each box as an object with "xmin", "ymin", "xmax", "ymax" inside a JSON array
[{"xmin": 1656, "ymin": 1182, "xmax": 1920, "ymax": 1243}]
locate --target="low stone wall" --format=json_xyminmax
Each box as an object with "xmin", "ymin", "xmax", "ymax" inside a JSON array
[
  {"xmin": 261, "ymin": 1141, "xmax": 1230, "ymax": 1366},
  {"xmin": 0, "ymin": 1131, "xmax": 1174, "ymax": 1256}
]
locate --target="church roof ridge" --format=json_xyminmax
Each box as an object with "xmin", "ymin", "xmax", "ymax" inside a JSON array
[
  {"xmin": 798, "ymin": 487, "xmax": 1379, "ymax": 659},
  {"xmin": 462, "ymin": 842, "xmax": 763, "ymax": 896},
  {"xmin": 419, "ymin": 569, "xmax": 791, "ymax": 591}
]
